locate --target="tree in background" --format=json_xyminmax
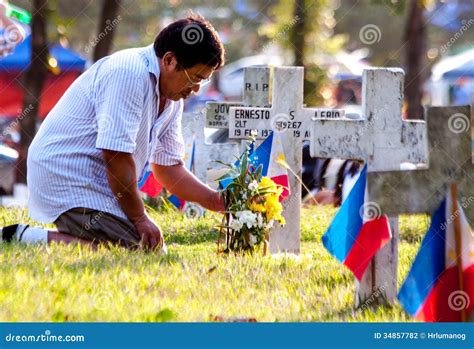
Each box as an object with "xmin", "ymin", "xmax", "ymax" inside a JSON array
[
  {"xmin": 371, "ymin": 0, "xmax": 429, "ymax": 120},
  {"xmin": 404, "ymin": 0, "xmax": 431, "ymax": 120},
  {"xmin": 93, "ymin": 0, "xmax": 121, "ymax": 62},
  {"xmin": 46, "ymin": 0, "xmax": 274, "ymax": 65},
  {"xmin": 262, "ymin": 0, "xmax": 342, "ymax": 106},
  {"xmin": 16, "ymin": 0, "xmax": 49, "ymax": 183},
  {"xmin": 335, "ymin": 0, "xmax": 474, "ymax": 119},
  {"xmin": 372, "ymin": 0, "xmax": 432, "ymax": 120}
]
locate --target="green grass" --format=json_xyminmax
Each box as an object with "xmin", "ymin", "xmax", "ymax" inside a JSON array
[{"xmin": 0, "ymin": 206, "xmax": 430, "ymax": 322}]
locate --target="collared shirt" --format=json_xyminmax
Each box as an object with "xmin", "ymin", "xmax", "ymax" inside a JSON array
[{"xmin": 27, "ymin": 45, "xmax": 184, "ymax": 223}]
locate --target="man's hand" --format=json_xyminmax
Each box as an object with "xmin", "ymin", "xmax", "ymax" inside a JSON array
[
  {"xmin": 132, "ymin": 214, "xmax": 164, "ymax": 251},
  {"xmin": 102, "ymin": 149, "xmax": 166, "ymax": 252},
  {"xmin": 152, "ymin": 163, "xmax": 226, "ymax": 213}
]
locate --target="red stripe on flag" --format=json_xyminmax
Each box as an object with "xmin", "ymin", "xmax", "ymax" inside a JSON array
[
  {"xmin": 343, "ymin": 216, "xmax": 392, "ymax": 280},
  {"xmin": 271, "ymin": 175, "xmax": 290, "ymax": 202},
  {"xmin": 416, "ymin": 264, "xmax": 474, "ymax": 322},
  {"xmin": 140, "ymin": 176, "xmax": 163, "ymax": 197}
]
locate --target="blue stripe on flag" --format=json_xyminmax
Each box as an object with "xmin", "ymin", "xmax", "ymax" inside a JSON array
[
  {"xmin": 138, "ymin": 169, "xmax": 150, "ymax": 189},
  {"xmin": 321, "ymin": 165, "xmax": 366, "ymax": 262},
  {"xmin": 219, "ymin": 132, "xmax": 273, "ymax": 190},
  {"xmin": 398, "ymin": 200, "xmax": 447, "ymax": 316},
  {"xmin": 168, "ymin": 194, "xmax": 183, "ymax": 209}
]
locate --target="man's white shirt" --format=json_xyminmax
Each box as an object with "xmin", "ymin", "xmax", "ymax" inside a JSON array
[{"xmin": 27, "ymin": 45, "xmax": 185, "ymax": 222}]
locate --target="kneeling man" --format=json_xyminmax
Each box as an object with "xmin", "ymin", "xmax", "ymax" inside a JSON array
[{"xmin": 2, "ymin": 15, "xmax": 225, "ymax": 251}]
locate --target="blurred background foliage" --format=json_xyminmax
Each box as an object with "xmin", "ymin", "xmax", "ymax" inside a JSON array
[{"xmin": 8, "ymin": 0, "xmax": 474, "ymax": 114}]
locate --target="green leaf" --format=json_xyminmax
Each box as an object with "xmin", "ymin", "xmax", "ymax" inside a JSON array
[
  {"xmin": 240, "ymin": 151, "xmax": 248, "ymax": 178},
  {"xmin": 212, "ymin": 160, "xmax": 235, "ymax": 168},
  {"xmin": 255, "ymin": 164, "xmax": 263, "ymax": 180}
]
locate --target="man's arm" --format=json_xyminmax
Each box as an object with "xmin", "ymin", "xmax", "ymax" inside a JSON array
[
  {"xmin": 102, "ymin": 149, "xmax": 163, "ymax": 250},
  {"xmin": 152, "ymin": 163, "xmax": 224, "ymax": 212}
]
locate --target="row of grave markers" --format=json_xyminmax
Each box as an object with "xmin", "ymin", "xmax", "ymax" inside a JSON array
[
  {"xmin": 207, "ymin": 66, "xmax": 347, "ymax": 256},
  {"xmin": 180, "ymin": 65, "xmax": 472, "ymax": 307}
]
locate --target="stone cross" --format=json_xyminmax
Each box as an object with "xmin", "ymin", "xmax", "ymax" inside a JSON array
[
  {"xmin": 183, "ymin": 66, "xmax": 272, "ymax": 185},
  {"xmin": 368, "ymin": 105, "xmax": 474, "ymax": 224},
  {"xmin": 181, "ymin": 111, "xmax": 239, "ymax": 184},
  {"xmin": 205, "ymin": 66, "xmax": 271, "ymax": 129},
  {"xmin": 309, "ymin": 68, "xmax": 427, "ymax": 306},
  {"xmin": 228, "ymin": 67, "xmax": 346, "ymax": 141},
  {"xmin": 228, "ymin": 66, "xmax": 346, "ymax": 254}
]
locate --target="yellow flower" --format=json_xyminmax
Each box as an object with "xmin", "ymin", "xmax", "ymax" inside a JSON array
[
  {"xmin": 249, "ymin": 202, "xmax": 265, "ymax": 213},
  {"xmin": 258, "ymin": 177, "xmax": 284, "ymax": 196},
  {"xmin": 264, "ymin": 194, "xmax": 283, "ymax": 222},
  {"xmin": 247, "ymin": 177, "xmax": 285, "ymax": 226},
  {"xmin": 258, "ymin": 176, "xmax": 277, "ymax": 191}
]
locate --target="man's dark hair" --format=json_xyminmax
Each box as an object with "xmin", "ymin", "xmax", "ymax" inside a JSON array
[{"xmin": 154, "ymin": 15, "xmax": 225, "ymax": 70}]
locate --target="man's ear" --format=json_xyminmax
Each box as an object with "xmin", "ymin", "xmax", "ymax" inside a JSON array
[{"xmin": 162, "ymin": 51, "xmax": 179, "ymax": 72}]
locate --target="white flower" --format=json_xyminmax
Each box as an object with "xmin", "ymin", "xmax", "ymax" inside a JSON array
[
  {"xmin": 266, "ymin": 220, "xmax": 274, "ymax": 229},
  {"xmin": 257, "ymin": 213, "xmax": 264, "ymax": 229},
  {"xmin": 249, "ymin": 180, "xmax": 258, "ymax": 191},
  {"xmin": 249, "ymin": 234, "xmax": 257, "ymax": 246},
  {"xmin": 231, "ymin": 218, "xmax": 243, "ymax": 231},
  {"xmin": 236, "ymin": 210, "xmax": 257, "ymax": 229}
]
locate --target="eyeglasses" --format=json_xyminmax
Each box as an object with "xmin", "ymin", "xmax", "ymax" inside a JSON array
[{"xmin": 182, "ymin": 67, "xmax": 211, "ymax": 87}]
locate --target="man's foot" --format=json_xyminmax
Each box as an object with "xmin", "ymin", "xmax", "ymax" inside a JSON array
[{"xmin": 1, "ymin": 224, "xmax": 29, "ymax": 242}]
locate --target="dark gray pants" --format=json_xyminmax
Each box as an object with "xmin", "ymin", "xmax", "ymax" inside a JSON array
[{"xmin": 54, "ymin": 207, "xmax": 140, "ymax": 249}]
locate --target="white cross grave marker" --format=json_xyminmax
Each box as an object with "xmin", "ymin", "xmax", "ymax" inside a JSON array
[
  {"xmin": 181, "ymin": 112, "xmax": 239, "ymax": 184},
  {"xmin": 181, "ymin": 66, "xmax": 272, "ymax": 184},
  {"xmin": 368, "ymin": 105, "xmax": 474, "ymax": 223},
  {"xmin": 206, "ymin": 66, "xmax": 271, "ymax": 129},
  {"xmin": 200, "ymin": 65, "xmax": 272, "ymax": 183},
  {"xmin": 309, "ymin": 68, "xmax": 427, "ymax": 306},
  {"xmin": 228, "ymin": 66, "xmax": 346, "ymax": 254}
]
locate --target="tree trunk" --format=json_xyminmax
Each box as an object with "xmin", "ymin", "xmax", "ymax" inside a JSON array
[
  {"xmin": 404, "ymin": 0, "xmax": 426, "ymax": 120},
  {"xmin": 93, "ymin": 0, "xmax": 121, "ymax": 62},
  {"xmin": 292, "ymin": 0, "xmax": 305, "ymax": 67},
  {"xmin": 16, "ymin": 0, "xmax": 49, "ymax": 183}
]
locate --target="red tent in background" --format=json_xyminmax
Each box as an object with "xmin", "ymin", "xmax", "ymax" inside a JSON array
[
  {"xmin": 0, "ymin": 35, "xmax": 86, "ymax": 119},
  {"xmin": 0, "ymin": 72, "xmax": 82, "ymax": 119}
]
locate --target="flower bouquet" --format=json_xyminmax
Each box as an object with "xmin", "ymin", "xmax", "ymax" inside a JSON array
[{"xmin": 217, "ymin": 138, "xmax": 286, "ymax": 254}]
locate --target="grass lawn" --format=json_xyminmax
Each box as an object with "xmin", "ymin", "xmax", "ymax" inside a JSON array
[{"xmin": 0, "ymin": 206, "xmax": 430, "ymax": 322}]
